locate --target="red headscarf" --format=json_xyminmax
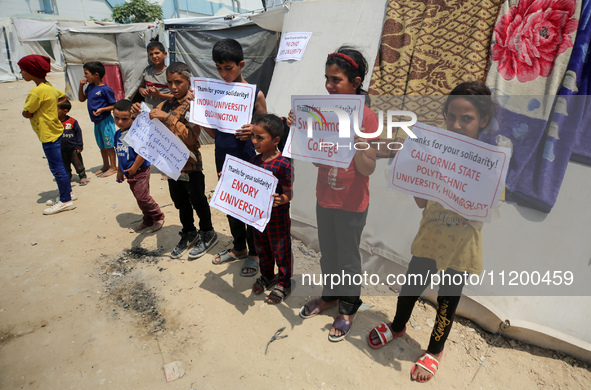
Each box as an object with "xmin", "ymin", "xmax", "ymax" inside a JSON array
[{"xmin": 18, "ymin": 55, "xmax": 51, "ymax": 79}]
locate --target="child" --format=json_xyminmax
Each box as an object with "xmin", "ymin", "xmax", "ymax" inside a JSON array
[
  {"xmin": 249, "ymin": 114, "xmax": 293, "ymax": 304},
  {"xmin": 138, "ymin": 41, "xmax": 173, "ymax": 109},
  {"xmin": 78, "ymin": 61, "xmax": 118, "ymax": 178},
  {"xmin": 367, "ymin": 81, "xmax": 493, "ymax": 383},
  {"xmin": 298, "ymin": 47, "xmax": 379, "ymax": 342},
  {"xmin": 114, "ymin": 99, "xmax": 165, "ymax": 233},
  {"xmin": 140, "ymin": 62, "xmax": 217, "ymax": 259},
  {"xmin": 205, "ymin": 38, "xmax": 267, "ymax": 277},
  {"xmin": 58, "ymin": 99, "xmax": 89, "ymax": 186},
  {"xmin": 18, "ymin": 54, "xmax": 76, "ymax": 215}
]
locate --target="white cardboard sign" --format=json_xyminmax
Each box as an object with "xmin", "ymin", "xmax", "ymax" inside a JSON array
[
  {"xmin": 123, "ymin": 108, "xmax": 190, "ymax": 181},
  {"xmin": 276, "ymin": 32, "xmax": 312, "ymax": 61},
  {"xmin": 210, "ymin": 155, "xmax": 278, "ymax": 232},
  {"xmin": 388, "ymin": 122, "xmax": 511, "ymax": 222},
  {"xmin": 286, "ymin": 95, "xmax": 365, "ymax": 168},
  {"xmin": 189, "ymin": 77, "xmax": 255, "ymax": 133}
]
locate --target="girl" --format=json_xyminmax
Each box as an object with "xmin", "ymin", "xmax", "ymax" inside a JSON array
[
  {"xmin": 299, "ymin": 47, "xmax": 379, "ymax": 342},
  {"xmin": 250, "ymin": 114, "xmax": 293, "ymax": 304},
  {"xmin": 367, "ymin": 81, "xmax": 494, "ymax": 382}
]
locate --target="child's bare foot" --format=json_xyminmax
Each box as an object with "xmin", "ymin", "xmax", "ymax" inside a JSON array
[
  {"xmin": 134, "ymin": 222, "xmax": 149, "ymax": 232},
  {"xmin": 151, "ymin": 219, "xmax": 165, "ymax": 232},
  {"xmin": 411, "ymin": 351, "xmax": 442, "ymax": 382},
  {"xmin": 101, "ymin": 168, "xmax": 118, "ymax": 178},
  {"xmin": 95, "ymin": 167, "xmax": 108, "ymax": 176}
]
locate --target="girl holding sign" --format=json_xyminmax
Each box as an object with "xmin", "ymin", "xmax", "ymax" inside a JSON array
[
  {"xmin": 299, "ymin": 47, "xmax": 379, "ymax": 342},
  {"xmin": 367, "ymin": 81, "xmax": 494, "ymax": 383},
  {"xmin": 249, "ymin": 114, "xmax": 293, "ymax": 304}
]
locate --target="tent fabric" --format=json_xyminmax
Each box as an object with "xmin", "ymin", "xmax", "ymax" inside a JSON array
[
  {"xmin": 249, "ymin": 5, "xmax": 286, "ymax": 32},
  {"xmin": 485, "ymin": 0, "xmax": 582, "ymax": 212},
  {"xmin": 59, "ymin": 32, "xmax": 119, "ymax": 64},
  {"xmin": 163, "ymin": 15, "xmax": 254, "ymax": 30},
  {"xmin": 103, "ymin": 64, "xmax": 125, "ymax": 101},
  {"xmin": 13, "ymin": 18, "xmax": 58, "ymax": 42},
  {"xmin": 173, "ymin": 25, "xmax": 278, "ymax": 96},
  {"xmin": 116, "ymin": 32, "xmax": 151, "ymax": 100}
]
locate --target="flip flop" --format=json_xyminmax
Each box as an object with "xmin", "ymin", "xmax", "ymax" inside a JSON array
[
  {"xmin": 240, "ymin": 256, "xmax": 259, "ymax": 277},
  {"xmin": 299, "ymin": 298, "xmax": 336, "ymax": 319},
  {"xmin": 410, "ymin": 351, "xmax": 443, "ymax": 383},
  {"xmin": 265, "ymin": 285, "xmax": 291, "ymax": 305},
  {"xmin": 328, "ymin": 313, "xmax": 357, "ymax": 342},
  {"xmin": 367, "ymin": 322, "xmax": 406, "ymax": 349},
  {"xmin": 212, "ymin": 249, "xmax": 247, "ymax": 265},
  {"xmin": 80, "ymin": 178, "xmax": 90, "ymax": 186}
]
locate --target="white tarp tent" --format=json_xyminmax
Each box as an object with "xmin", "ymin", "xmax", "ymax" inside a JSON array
[
  {"xmin": 58, "ymin": 23, "xmax": 160, "ymax": 99},
  {"xmin": 0, "ymin": 15, "xmax": 85, "ymax": 83},
  {"xmin": 265, "ymin": 0, "xmax": 591, "ymax": 362}
]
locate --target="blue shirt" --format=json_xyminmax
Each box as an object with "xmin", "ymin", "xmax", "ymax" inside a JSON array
[
  {"xmin": 115, "ymin": 129, "xmax": 150, "ymax": 175},
  {"xmin": 86, "ymin": 83, "xmax": 116, "ymax": 123}
]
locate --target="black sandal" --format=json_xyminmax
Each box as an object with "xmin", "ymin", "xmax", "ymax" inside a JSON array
[
  {"xmin": 266, "ymin": 285, "xmax": 291, "ymax": 305},
  {"xmin": 252, "ymin": 275, "xmax": 277, "ymax": 295}
]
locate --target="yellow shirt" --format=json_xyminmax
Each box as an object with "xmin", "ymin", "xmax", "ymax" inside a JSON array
[
  {"xmin": 23, "ymin": 82, "xmax": 66, "ymax": 143},
  {"xmin": 411, "ymin": 201, "xmax": 483, "ymax": 274}
]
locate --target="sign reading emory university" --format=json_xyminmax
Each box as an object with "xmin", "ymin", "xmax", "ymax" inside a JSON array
[
  {"xmin": 189, "ymin": 77, "xmax": 255, "ymax": 134},
  {"xmin": 284, "ymin": 95, "xmax": 365, "ymax": 169},
  {"xmin": 209, "ymin": 155, "xmax": 278, "ymax": 232},
  {"xmin": 389, "ymin": 122, "xmax": 511, "ymax": 222}
]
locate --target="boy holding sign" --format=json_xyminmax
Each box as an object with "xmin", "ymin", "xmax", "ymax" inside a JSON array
[
  {"xmin": 114, "ymin": 99, "xmax": 165, "ymax": 233},
  {"xmin": 203, "ymin": 39, "xmax": 268, "ymax": 276},
  {"xmin": 137, "ymin": 62, "xmax": 217, "ymax": 259},
  {"xmin": 249, "ymin": 115, "xmax": 293, "ymax": 304}
]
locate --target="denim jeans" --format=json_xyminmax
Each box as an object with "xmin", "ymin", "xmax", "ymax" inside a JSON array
[{"xmin": 42, "ymin": 137, "xmax": 72, "ymax": 202}]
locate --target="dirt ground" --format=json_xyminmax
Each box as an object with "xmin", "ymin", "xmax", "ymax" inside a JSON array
[{"xmin": 1, "ymin": 73, "xmax": 590, "ymax": 389}]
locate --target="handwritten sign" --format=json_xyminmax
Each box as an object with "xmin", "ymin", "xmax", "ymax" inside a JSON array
[
  {"xmin": 189, "ymin": 77, "xmax": 255, "ymax": 134},
  {"xmin": 210, "ymin": 155, "xmax": 278, "ymax": 232},
  {"xmin": 388, "ymin": 122, "xmax": 511, "ymax": 222},
  {"xmin": 276, "ymin": 32, "xmax": 312, "ymax": 62},
  {"xmin": 123, "ymin": 110, "xmax": 190, "ymax": 181},
  {"xmin": 286, "ymin": 95, "xmax": 365, "ymax": 168}
]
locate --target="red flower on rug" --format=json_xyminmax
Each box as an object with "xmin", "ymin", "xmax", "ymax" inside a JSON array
[{"xmin": 492, "ymin": 0, "xmax": 578, "ymax": 82}]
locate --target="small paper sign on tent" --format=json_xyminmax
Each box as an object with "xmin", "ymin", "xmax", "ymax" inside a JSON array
[
  {"xmin": 388, "ymin": 122, "xmax": 511, "ymax": 222},
  {"xmin": 276, "ymin": 32, "xmax": 312, "ymax": 62},
  {"xmin": 285, "ymin": 95, "xmax": 365, "ymax": 168},
  {"xmin": 210, "ymin": 155, "xmax": 278, "ymax": 232},
  {"xmin": 123, "ymin": 103, "xmax": 190, "ymax": 181},
  {"xmin": 189, "ymin": 77, "xmax": 255, "ymax": 134}
]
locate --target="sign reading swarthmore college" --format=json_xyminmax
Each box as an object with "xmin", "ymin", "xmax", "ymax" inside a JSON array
[
  {"xmin": 210, "ymin": 155, "xmax": 278, "ymax": 232},
  {"xmin": 389, "ymin": 122, "xmax": 511, "ymax": 222}
]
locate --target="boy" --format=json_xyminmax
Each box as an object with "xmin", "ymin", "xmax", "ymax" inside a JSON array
[
  {"xmin": 204, "ymin": 38, "xmax": 267, "ymax": 276},
  {"xmin": 135, "ymin": 62, "xmax": 217, "ymax": 259},
  {"xmin": 78, "ymin": 61, "xmax": 118, "ymax": 178},
  {"xmin": 18, "ymin": 54, "xmax": 75, "ymax": 215},
  {"xmin": 58, "ymin": 99, "xmax": 89, "ymax": 186},
  {"xmin": 114, "ymin": 99, "xmax": 165, "ymax": 233},
  {"xmin": 139, "ymin": 41, "xmax": 173, "ymax": 109}
]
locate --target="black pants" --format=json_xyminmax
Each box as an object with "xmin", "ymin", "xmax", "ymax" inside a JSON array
[
  {"xmin": 392, "ymin": 256, "xmax": 465, "ymax": 354},
  {"xmin": 216, "ymin": 158, "xmax": 255, "ymax": 255},
  {"xmin": 61, "ymin": 149, "xmax": 87, "ymax": 180},
  {"xmin": 317, "ymin": 203, "xmax": 368, "ymax": 316},
  {"xmin": 167, "ymin": 171, "xmax": 213, "ymax": 233}
]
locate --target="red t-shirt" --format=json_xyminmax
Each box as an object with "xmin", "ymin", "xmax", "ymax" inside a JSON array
[{"xmin": 316, "ymin": 106, "xmax": 379, "ymax": 212}]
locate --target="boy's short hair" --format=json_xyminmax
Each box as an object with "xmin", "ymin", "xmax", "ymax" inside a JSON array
[
  {"xmin": 147, "ymin": 41, "xmax": 166, "ymax": 53},
  {"xmin": 212, "ymin": 39, "xmax": 244, "ymax": 65},
  {"xmin": 58, "ymin": 99, "xmax": 72, "ymax": 111},
  {"xmin": 166, "ymin": 62, "xmax": 191, "ymax": 80},
  {"xmin": 83, "ymin": 61, "xmax": 105, "ymax": 78},
  {"xmin": 114, "ymin": 99, "xmax": 133, "ymax": 113}
]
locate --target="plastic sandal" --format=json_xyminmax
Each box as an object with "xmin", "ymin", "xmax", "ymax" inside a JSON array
[{"xmin": 367, "ymin": 322, "xmax": 406, "ymax": 349}]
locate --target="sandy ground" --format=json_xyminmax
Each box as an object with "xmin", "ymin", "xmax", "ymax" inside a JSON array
[{"xmin": 1, "ymin": 73, "xmax": 590, "ymax": 390}]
